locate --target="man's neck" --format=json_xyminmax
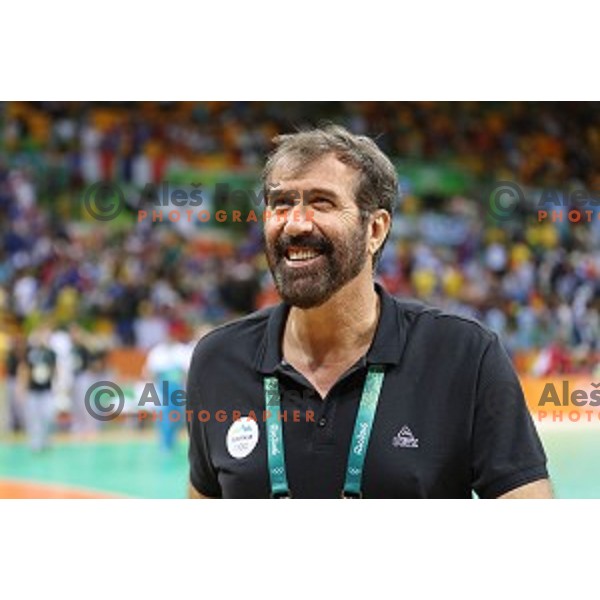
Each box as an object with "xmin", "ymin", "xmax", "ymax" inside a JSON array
[{"xmin": 283, "ymin": 274, "xmax": 380, "ymax": 370}]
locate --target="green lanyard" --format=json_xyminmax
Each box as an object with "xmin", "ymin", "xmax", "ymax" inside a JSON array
[{"xmin": 263, "ymin": 365, "xmax": 385, "ymax": 499}]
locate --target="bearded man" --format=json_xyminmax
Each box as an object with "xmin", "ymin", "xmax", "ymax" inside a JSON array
[{"xmin": 186, "ymin": 125, "xmax": 551, "ymax": 499}]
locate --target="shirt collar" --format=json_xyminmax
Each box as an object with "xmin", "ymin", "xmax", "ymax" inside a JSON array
[{"xmin": 255, "ymin": 282, "xmax": 406, "ymax": 375}]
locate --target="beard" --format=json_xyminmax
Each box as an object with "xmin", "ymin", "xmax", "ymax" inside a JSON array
[{"xmin": 265, "ymin": 222, "xmax": 369, "ymax": 309}]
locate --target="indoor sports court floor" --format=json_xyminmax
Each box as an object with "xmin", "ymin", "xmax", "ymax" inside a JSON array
[
  {"xmin": 1, "ymin": 424, "xmax": 599, "ymax": 498},
  {"xmin": 0, "ymin": 431, "xmax": 189, "ymax": 498}
]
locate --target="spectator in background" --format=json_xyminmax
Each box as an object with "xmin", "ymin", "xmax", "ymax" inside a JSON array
[
  {"xmin": 19, "ymin": 324, "xmax": 57, "ymax": 451},
  {"xmin": 142, "ymin": 322, "xmax": 192, "ymax": 452},
  {"xmin": 218, "ymin": 255, "xmax": 261, "ymax": 315},
  {"xmin": 4, "ymin": 333, "xmax": 27, "ymax": 433},
  {"xmin": 531, "ymin": 339, "xmax": 573, "ymax": 377},
  {"xmin": 68, "ymin": 323, "xmax": 99, "ymax": 437}
]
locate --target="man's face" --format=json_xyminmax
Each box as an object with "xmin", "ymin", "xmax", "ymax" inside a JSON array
[{"xmin": 264, "ymin": 153, "xmax": 370, "ymax": 309}]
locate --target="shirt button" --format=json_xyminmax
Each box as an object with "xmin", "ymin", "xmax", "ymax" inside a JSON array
[{"xmin": 318, "ymin": 417, "xmax": 327, "ymax": 428}]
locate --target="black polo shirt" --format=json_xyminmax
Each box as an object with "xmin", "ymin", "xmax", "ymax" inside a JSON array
[{"xmin": 186, "ymin": 284, "xmax": 548, "ymax": 498}]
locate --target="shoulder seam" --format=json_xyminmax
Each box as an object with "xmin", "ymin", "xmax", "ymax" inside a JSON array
[
  {"xmin": 392, "ymin": 296, "xmax": 496, "ymax": 341},
  {"xmin": 195, "ymin": 306, "xmax": 276, "ymax": 344}
]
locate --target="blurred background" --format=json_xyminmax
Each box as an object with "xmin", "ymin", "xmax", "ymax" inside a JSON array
[{"xmin": 0, "ymin": 101, "xmax": 599, "ymax": 498}]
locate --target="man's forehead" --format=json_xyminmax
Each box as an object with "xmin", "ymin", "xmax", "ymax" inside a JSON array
[{"xmin": 267, "ymin": 153, "xmax": 359, "ymax": 192}]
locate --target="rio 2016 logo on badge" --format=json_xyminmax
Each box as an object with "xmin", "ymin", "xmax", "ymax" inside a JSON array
[{"xmin": 226, "ymin": 417, "xmax": 260, "ymax": 459}]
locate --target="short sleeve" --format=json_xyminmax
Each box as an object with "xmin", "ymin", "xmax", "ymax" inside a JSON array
[
  {"xmin": 186, "ymin": 344, "xmax": 222, "ymax": 498},
  {"xmin": 471, "ymin": 334, "xmax": 548, "ymax": 498}
]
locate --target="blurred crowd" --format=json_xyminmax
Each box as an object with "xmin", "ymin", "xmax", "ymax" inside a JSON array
[
  {"xmin": 380, "ymin": 207, "xmax": 599, "ymax": 374},
  {"xmin": 3, "ymin": 102, "xmax": 599, "ymax": 188},
  {"xmin": 1, "ymin": 102, "xmax": 599, "ymax": 404}
]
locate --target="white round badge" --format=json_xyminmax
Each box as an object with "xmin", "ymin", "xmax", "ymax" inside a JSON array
[{"xmin": 226, "ymin": 417, "xmax": 259, "ymax": 459}]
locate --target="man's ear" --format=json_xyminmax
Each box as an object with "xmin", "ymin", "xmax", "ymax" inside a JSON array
[{"xmin": 368, "ymin": 209, "xmax": 391, "ymax": 257}]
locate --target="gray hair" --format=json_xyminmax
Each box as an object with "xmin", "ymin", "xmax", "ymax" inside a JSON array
[{"xmin": 262, "ymin": 124, "xmax": 397, "ymax": 265}]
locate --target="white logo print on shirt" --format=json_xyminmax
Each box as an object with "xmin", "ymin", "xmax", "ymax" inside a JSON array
[{"xmin": 392, "ymin": 425, "xmax": 419, "ymax": 448}]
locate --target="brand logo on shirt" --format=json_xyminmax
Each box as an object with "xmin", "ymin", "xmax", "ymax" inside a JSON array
[
  {"xmin": 226, "ymin": 417, "xmax": 259, "ymax": 459},
  {"xmin": 392, "ymin": 426, "xmax": 419, "ymax": 448}
]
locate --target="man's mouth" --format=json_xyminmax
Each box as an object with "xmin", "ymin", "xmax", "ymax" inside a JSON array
[{"xmin": 283, "ymin": 246, "xmax": 324, "ymax": 266}]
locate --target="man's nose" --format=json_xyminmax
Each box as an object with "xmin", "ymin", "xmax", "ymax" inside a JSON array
[{"xmin": 282, "ymin": 204, "xmax": 314, "ymax": 236}]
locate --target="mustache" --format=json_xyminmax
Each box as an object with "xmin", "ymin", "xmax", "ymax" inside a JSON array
[{"xmin": 274, "ymin": 234, "xmax": 334, "ymax": 257}]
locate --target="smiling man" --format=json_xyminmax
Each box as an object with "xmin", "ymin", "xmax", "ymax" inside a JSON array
[{"xmin": 186, "ymin": 125, "xmax": 552, "ymax": 499}]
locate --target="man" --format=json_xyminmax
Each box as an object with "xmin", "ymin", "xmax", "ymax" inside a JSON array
[
  {"xmin": 143, "ymin": 322, "xmax": 192, "ymax": 452},
  {"xmin": 186, "ymin": 125, "xmax": 552, "ymax": 499},
  {"xmin": 19, "ymin": 325, "xmax": 57, "ymax": 452},
  {"xmin": 68, "ymin": 323, "xmax": 99, "ymax": 437},
  {"xmin": 4, "ymin": 333, "xmax": 27, "ymax": 434}
]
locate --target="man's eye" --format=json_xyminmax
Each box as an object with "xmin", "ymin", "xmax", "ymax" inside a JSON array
[
  {"xmin": 269, "ymin": 197, "xmax": 295, "ymax": 209},
  {"xmin": 310, "ymin": 197, "xmax": 334, "ymax": 208}
]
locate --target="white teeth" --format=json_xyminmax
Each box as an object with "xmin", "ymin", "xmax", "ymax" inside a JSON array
[{"xmin": 287, "ymin": 249, "xmax": 319, "ymax": 261}]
